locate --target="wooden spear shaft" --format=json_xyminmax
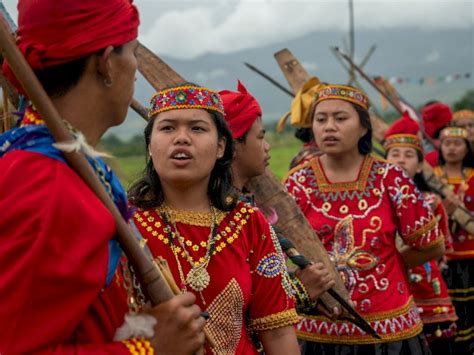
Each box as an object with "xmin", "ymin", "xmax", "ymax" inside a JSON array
[{"xmin": 0, "ymin": 16, "xmax": 174, "ymax": 306}]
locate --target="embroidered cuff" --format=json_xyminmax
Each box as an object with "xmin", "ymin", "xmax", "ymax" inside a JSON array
[
  {"xmin": 250, "ymin": 309, "xmax": 300, "ymax": 331},
  {"xmin": 122, "ymin": 338, "xmax": 154, "ymax": 355}
]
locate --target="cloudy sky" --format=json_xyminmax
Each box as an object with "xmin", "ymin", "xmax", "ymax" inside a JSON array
[
  {"xmin": 3, "ymin": 0, "xmax": 472, "ymax": 60},
  {"xmin": 135, "ymin": 0, "xmax": 472, "ymax": 59},
  {"xmin": 2, "ymin": 0, "xmax": 473, "ymax": 138}
]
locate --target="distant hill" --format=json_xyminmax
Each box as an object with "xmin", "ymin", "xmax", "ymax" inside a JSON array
[{"xmin": 108, "ymin": 27, "xmax": 473, "ymax": 139}]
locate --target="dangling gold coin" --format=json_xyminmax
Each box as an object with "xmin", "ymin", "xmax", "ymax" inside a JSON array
[{"xmin": 187, "ymin": 267, "xmax": 210, "ymax": 292}]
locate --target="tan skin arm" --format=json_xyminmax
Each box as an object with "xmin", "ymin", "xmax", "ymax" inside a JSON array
[
  {"xmin": 259, "ymin": 325, "xmax": 300, "ymax": 355},
  {"xmin": 399, "ymin": 242, "xmax": 445, "ymax": 269}
]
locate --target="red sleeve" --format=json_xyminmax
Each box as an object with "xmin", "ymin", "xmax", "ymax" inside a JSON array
[
  {"xmin": 246, "ymin": 209, "xmax": 299, "ymax": 332},
  {"xmin": 386, "ymin": 164, "xmax": 442, "ymax": 250},
  {"xmin": 0, "ymin": 151, "xmax": 129, "ymax": 354},
  {"xmin": 434, "ymin": 196, "xmax": 452, "ymax": 250}
]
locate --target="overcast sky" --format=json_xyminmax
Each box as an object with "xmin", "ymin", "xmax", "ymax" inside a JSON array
[{"xmin": 3, "ymin": 0, "xmax": 473, "ymax": 60}]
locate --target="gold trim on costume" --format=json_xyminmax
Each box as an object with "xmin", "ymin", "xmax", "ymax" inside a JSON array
[
  {"xmin": 154, "ymin": 206, "xmax": 228, "ymax": 227},
  {"xmin": 311, "ymin": 155, "xmax": 374, "ymax": 193},
  {"xmin": 250, "ymin": 309, "xmax": 300, "ymax": 331}
]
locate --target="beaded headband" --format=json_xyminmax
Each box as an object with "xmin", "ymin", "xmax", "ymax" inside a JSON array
[
  {"xmin": 148, "ymin": 85, "xmax": 225, "ymax": 118},
  {"xmin": 440, "ymin": 127, "xmax": 469, "ymax": 140},
  {"xmin": 453, "ymin": 109, "xmax": 474, "ymax": 121},
  {"xmin": 314, "ymin": 84, "xmax": 369, "ymax": 111},
  {"xmin": 384, "ymin": 134, "xmax": 423, "ymax": 153}
]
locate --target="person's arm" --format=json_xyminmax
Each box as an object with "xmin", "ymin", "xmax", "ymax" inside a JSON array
[
  {"xmin": 259, "ymin": 325, "xmax": 300, "ymax": 355},
  {"xmin": 387, "ymin": 165, "xmax": 444, "ymax": 265},
  {"xmin": 399, "ymin": 242, "xmax": 445, "ymax": 268}
]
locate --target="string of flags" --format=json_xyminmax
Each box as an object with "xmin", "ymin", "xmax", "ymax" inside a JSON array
[{"xmin": 386, "ymin": 72, "xmax": 471, "ymax": 86}]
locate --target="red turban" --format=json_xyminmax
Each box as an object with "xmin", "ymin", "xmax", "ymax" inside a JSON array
[
  {"xmin": 220, "ymin": 81, "xmax": 262, "ymax": 139},
  {"xmin": 3, "ymin": 0, "xmax": 140, "ymax": 92},
  {"xmin": 421, "ymin": 102, "xmax": 452, "ymax": 139},
  {"xmin": 384, "ymin": 111, "xmax": 420, "ymax": 139}
]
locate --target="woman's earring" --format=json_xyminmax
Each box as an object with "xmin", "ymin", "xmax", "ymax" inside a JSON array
[{"xmin": 103, "ymin": 78, "xmax": 113, "ymax": 87}]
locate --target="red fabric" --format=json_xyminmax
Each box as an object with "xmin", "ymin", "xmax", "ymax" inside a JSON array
[
  {"xmin": 133, "ymin": 202, "xmax": 297, "ymax": 354},
  {"xmin": 434, "ymin": 167, "xmax": 474, "ymax": 260},
  {"xmin": 425, "ymin": 150, "xmax": 439, "ymax": 167},
  {"xmin": 422, "ymin": 103, "xmax": 453, "ymax": 139},
  {"xmin": 0, "ymin": 150, "xmax": 130, "ymax": 354},
  {"xmin": 285, "ymin": 156, "xmax": 441, "ymax": 343},
  {"xmin": 384, "ymin": 111, "xmax": 420, "ymax": 139},
  {"xmin": 220, "ymin": 81, "xmax": 262, "ymax": 139},
  {"xmin": 3, "ymin": 0, "xmax": 139, "ymax": 93},
  {"xmin": 408, "ymin": 193, "xmax": 457, "ymax": 325}
]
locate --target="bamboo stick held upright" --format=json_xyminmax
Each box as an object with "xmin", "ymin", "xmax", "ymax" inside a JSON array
[{"xmin": 0, "ymin": 16, "xmax": 174, "ymax": 306}]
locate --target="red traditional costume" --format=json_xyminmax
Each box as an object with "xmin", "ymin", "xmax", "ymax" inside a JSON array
[
  {"xmin": 384, "ymin": 114, "xmax": 457, "ymax": 345},
  {"xmin": 284, "ymin": 86, "xmax": 442, "ymax": 345},
  {"xmin": 133, "ymin": 86, "xmax": 299, "ymax": 354},
  {"xmin": 434, "ymin": 127, "xmax": 474, "ymax": 350},
  {"xmin": 0, "ymin": 0, "xmax": 148, "ymax": 353},
  {"xmin": 434, "ymin": 128, "xmax": 474, "ymax": 260},
  {"xmin": 134, "ymin": 203, "xmax": 298, "ymax": 354}
]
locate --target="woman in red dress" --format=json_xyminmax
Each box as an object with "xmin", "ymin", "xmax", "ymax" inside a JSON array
[
  {"xmin": 385, "ymin": 113, "xmax": 457, "ymax": 354},
  {"xmin": 128, "ymin": 84, "xmax": 300, "ymax": 354},
  {"xmin": 434, "ymin": 126, "xmax": 474, "ymax": 353},
  {"xmin": 284, "ymin": 84, "xmax": 445, "ymax": 354}
]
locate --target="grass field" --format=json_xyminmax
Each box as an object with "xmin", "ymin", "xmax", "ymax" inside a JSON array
[{"xmin": 111, "ymin": 132, "xmax": 302, "ymax": 187}]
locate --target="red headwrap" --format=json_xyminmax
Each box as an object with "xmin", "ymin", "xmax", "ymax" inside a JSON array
[
  {"xmin": 3, "ymin": 0, "xmax": 140, "ymax": 92},
  {"xmin": 421, "ymin": 102, "xmax": 452, "ymax": 139},
  {"xmin": 220, "ymin": 81, "xmax": 262, "ymax": 139},
  {"xmin": 383, "ymin": 112, "xmax": 423, "ymax": 152}
]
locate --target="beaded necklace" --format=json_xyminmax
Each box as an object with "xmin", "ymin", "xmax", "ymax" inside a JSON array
[{"xmin": 159, "ymin": 204, "xmax": 218, "ymax": 305}]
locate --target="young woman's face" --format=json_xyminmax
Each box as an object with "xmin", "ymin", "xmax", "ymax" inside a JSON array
[
  {"xmin": 234, "ymin": 117, "xmax": 270, "ymax": 179},
  {"xmin": 149, "ymin": 108, "xmax": 226, "ymax": 187},
  {"xmin": 386, "ymin": 146, "xmax": 422, "ymax": 178},
  {"xmin": 440, "ymin": 137, "xmax": 469, "ymax": 164},
  {"xmin": 312, "ymin": 99, "xmax": 367, "ymax": 156}
]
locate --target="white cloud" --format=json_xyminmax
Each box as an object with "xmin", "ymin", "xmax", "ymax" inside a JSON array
[
  {"xmin": 301, "ymin": 61, "xmax": 319, "ymax": 73},
  {"xmin": 424, "ymin": 48, "xmax": 440, "ymax": 63},
  {"xmin": 194, "ymin": 68, "xmax": 228, "ymax": 83},
  {"xmin": 139, "ymin": 0, "xmax": 473, "ymax": 59}
]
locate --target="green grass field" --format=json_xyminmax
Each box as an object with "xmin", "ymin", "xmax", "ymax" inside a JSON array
[{"xmin": 112, "ymin": 132, "xmax": 302, "ymax": 187}]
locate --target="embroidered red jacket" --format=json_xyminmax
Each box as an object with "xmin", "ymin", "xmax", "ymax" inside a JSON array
[
  {"xmin": 408, "ymin": 193, "xmax": 457, "ymax": 325},
  {"xmin": 133, "ymin": 202, "xmax": 299, "ymax": 354},
  {"xmin": 284, "ymin": 156, "xmax": 442, "ymax": 344},
  {"xmin": 434, "ymin": 167, "xmax": 474, "ymax": 260}
]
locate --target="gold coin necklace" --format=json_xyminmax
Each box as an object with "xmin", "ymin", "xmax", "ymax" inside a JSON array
[{"xmin": 160, "ymin": 205, "xmax": 218, "ymax": 304}]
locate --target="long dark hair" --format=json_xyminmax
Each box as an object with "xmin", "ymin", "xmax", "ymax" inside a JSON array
[
  {"xmin": 128, "ymin": 87, "xmax": 237, "ymax": 211},
  {"xmin": 438, "ymin": 138, "xmax": 474, "ymax": 168},
  {"xmin": 353, "ymin": 104, "xmax": 373, "ymax": 155}
]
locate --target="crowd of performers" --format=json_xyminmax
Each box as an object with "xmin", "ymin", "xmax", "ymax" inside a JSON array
[{"xmin": 0, "ymin": 0, "xmax": 473, "ymax": 354}]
